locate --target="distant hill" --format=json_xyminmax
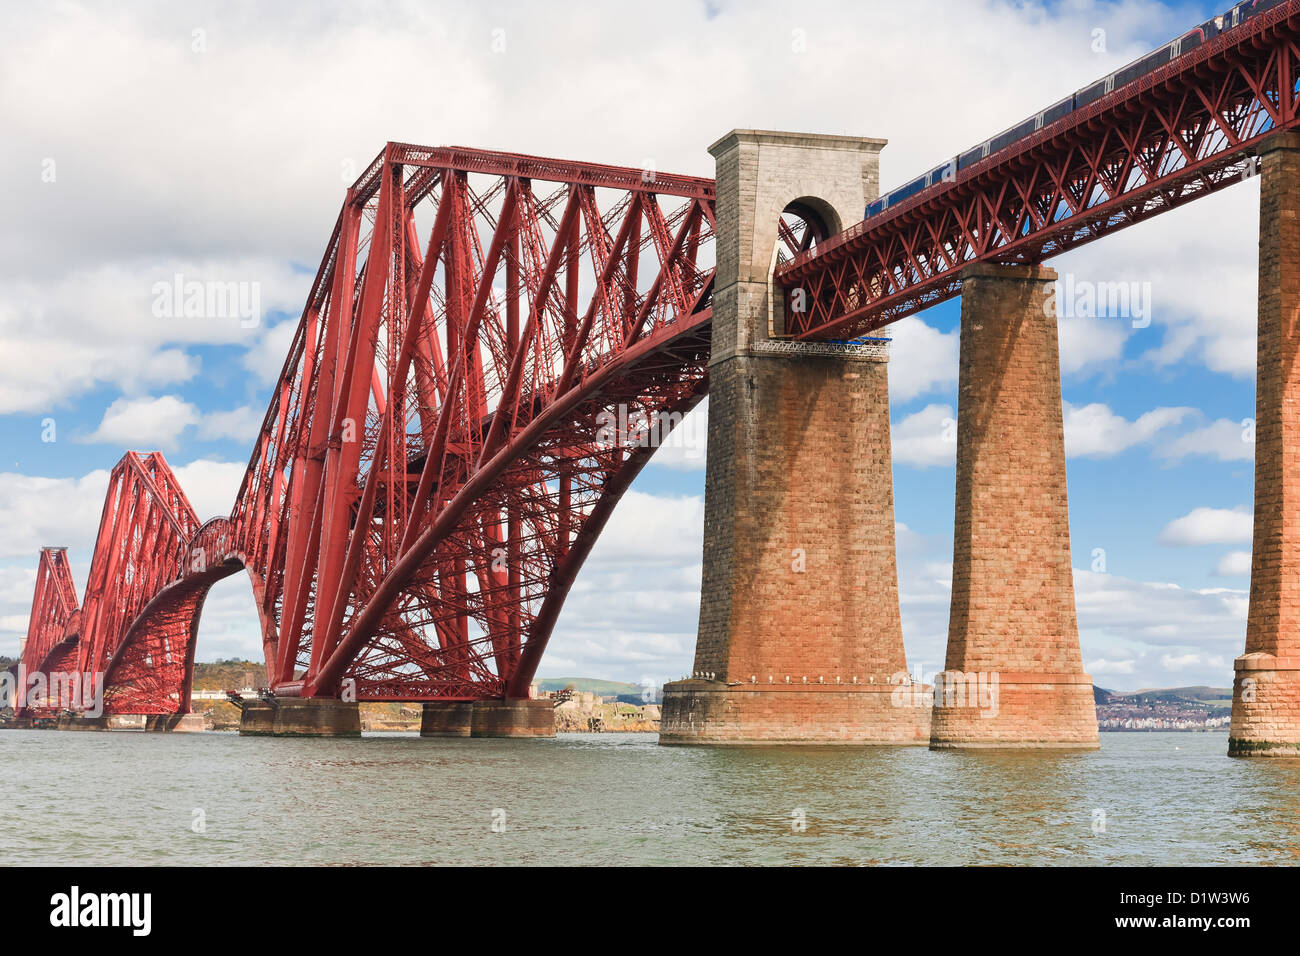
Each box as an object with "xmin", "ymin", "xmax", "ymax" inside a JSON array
[
  {"xmin": 1128, "ymin": 685, "xmax": 1232, "ymax": 701},
  {"xmin": 1100, "ymin": 684, "xmax": 1234, "ymax": 715},
  {"xmin": 192, "ymin": 659, "xmax": 266, "ymax": 691},
  {"xmin": 1093, "ymin": 686, "xmax": 1114, "ymax": 705},
  {"xmin": 536, "ymin": 677, "xmax": 644, "ymax": 697}
]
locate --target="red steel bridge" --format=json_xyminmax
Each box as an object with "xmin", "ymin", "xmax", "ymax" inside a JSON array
[{"xmin": 15, "ymin": 0, "xmax": 1300, "ymax": 719}]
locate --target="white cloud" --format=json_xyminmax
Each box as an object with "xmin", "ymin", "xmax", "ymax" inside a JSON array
[
  {"xmin": 891, "ymin": 403, "xmax": 955, "ymax": 468},
  {"xmin": 82, "ymin": 395, "xmax": 200, "ymax": 450},
  {"xmin": 82, "ymin": 396, "xmax": 265, "ymax": 451},
  {"xmin": 583, "ymin": 489, "xmax": 704, "ymax": 563},
  {"xmin": 0, "ymin": 469, "xmax": 111, "ymax": 561},
  {"xmin": 887, "ymin": 317, "xmax": 959, "ymax": 404},
  {"xmin": 1057, "ymin": 313, "xmax": 1131, "ymax": 376},
  {"xmin": 1157, "ymin": 418, "xmax": 1254, "ymax": 462},
  {"xmin": 0, "ymin": 259, "xmax": 306, "ymax": 415},
  {"xmin": 191, "ymin": 573, "xmax": 265, "ymax": 661},
  {"xmin": 242, "ymin": 319, "xmax": 301, "ymax": 386},
  {"xmin": 1160, "ymin": 652, "xmax": 1201, "ymax": 671},
  {"xmin": 1063, "ymin": 402, "xmax": 1192, "ymax": 458},
  {"xmin": 1086, "ymin": 658, "xmax": 1136, "ymax": 675},
  {"xmin": 892, "ymin": 401, "xmax": 1200, "ymax": 466},
  {"xmin": 169, "ymin": 459, "xmax": 249, "ymax": 520},
  {"xmin": 1074, "ymin": 568, "xmax": 1247, "ymax": 652},
  {"xmin": 1158, "ymin": 507, "xmax": 1252, "ymax": 547},
  {"xmin": 1052, "ymin": 183, "xmax": 1259, "ymax": 379},
  {"xmin": 1214, "ymin": 550, "xmax": 1252, "ymax": 577},
  {"xmin": 198, "ymin": 405, "xmax": 265, "ymax": 443},
  {"xmin": 544, "ymin": 489, "xmax": 704, "ymax": 683}
]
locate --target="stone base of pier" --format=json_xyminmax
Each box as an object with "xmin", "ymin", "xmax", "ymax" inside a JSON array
[
  {"xmin": 658, "ymin": 681, "xmax": 931, "ymax": 745},
  {"xmin": 419, "ymin": 701, "xmax": 474, "ymax": 737},
  {"xmin": 928, "ymin": 676, "xmax": 1099, "ymax": 750},
  {"xmin": 466, "ymin": 699, "xmax": 555, "ymax": 738},
  {"xmin": 238, "ymin": 698, "xmax": 360, "ymax": 737},
  {"xmin": 1228, "ymin": 655, "xmax": 1300, "ymax": 756},
  {"xmin": 55, "ymin": 714, "xmax": 109, "ymax": 731},
  {"xmin": 141, "ymin": 713, "xmax": 207, "ymax": 733}
]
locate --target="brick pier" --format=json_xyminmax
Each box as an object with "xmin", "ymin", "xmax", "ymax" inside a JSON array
[
  {"xmin": 929, "ymin": 263, "xmax": 1098, "ymax": 749},
  {"xmin": 1230, "ymin": 131, "xmax": 1300, "ymax": 757},
  {"xmin": 659, "ymin": 129, "xmax": 929, "ymax": 745}
]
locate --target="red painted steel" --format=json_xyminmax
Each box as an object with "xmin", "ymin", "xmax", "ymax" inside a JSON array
[
  {"xmin": 19, "ymin": 548, "xmax": 78, "ymax": 681},
  {"xmin": 22, "ymin": 2, "xmax": 1300, "ymax": 713},
  {"xmin": 15, "ymin": 548, "xmax": 79, "ymax": 714},
  {"xmin": 778, "ymin": 0, "xmax": 1300, "ymax": 339},
  {"xmin": 225, "ymin": 144, "xmax": 716, "ymax": 701}
]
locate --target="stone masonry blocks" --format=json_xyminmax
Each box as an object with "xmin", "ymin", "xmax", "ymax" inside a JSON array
[
  {"xmin": 661, "ymin": 129, "xmax": 928, "ymax": 745},
  {"xmin": 1231, "ymin": 131, "xmax": 1300, "ymax": 756},
  {"xmin": 929, "ymin": 263, "xmax": 1098, "ymax": 749}
]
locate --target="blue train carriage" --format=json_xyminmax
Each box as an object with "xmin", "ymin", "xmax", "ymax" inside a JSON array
[
  {"xmin": 956, "ymin": 94, "xmax": 1074, "ymax": 171},
  {"xmin": 862, "ymin": 0, "xmax": 1289, "ymax": 223},
  {"xmin": 1074, "ymin": 0, "xmax": 1285, "ymax": 108},
  {"xmin": 864, "ymin": 158, "xmax": 955, "ymax": 220}
]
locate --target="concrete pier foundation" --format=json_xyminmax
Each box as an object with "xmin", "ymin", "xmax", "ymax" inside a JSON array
[
  {"xmin": 237, "ymin": 698, "xmax": 360, "ymax": 737},
  {"xmin": 1231, "ymin": 131, "xmax": 1300, "ymax": 757},
  {"xmin": 659, "ymin": 129, "xmax": 928, "ymax": 745},
  {"xmin": 929, "ymin": 264, "xmax": 1098, "ymax": 750}
]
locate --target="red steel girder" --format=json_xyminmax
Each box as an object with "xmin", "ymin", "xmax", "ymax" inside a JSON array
[
  {"xmin": 25, "ymin": 2, "xmax": 1300, "ymax": 712},
  {"xmin": 227, "ymin": 143, "xmax": 715, "ymax": 701},
  {"xmin": 100, "ymin": 518, "xmax": 266, "ymax": 716},
  {"xmin": 18, "ymin": 548, "xmax": 78, "ymax": 681},
  {"xmin": 776, "ymin": 1, "xmax": 1300, "ymax": 339},
  {"xmin": 74, "ymin": 452, "xmax": 201, "ymax": 685}
]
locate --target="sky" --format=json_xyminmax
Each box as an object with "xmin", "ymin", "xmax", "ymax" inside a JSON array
[{"xmin": 0, "ymin": 0, "xmax": 1263, "ymax": 693}]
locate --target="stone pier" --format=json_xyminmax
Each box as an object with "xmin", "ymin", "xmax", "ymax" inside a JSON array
[
  {"xmin": 142, "ymin": 713, "xmax": 206, "ymax": 732},
  {"xmin": 420, "ymin": 701, "xmax": 475, "ymax": 737},
  {"xmin": 238, "ymin": 698, "xmax": 360, "ymax": 737},
  {"xmin": 929, "ymin": 263, "xmax": 1098, "ymax": 749},
  {"xmin": 660, "ymin": 129, "xmax": 929, "ymax": 745},
  {"xmin": 1231, "ymin": 132, "xmax": 1300, "ymax": 757},
  {"xmin": 419, "ymin": 699, "xmax": 554, "ymax": 738},
  {"xmin": 466, "ymin": 700, "xmax": 555, "ymax": 738},
  {"xmin": 54, "ymin": 714, "xmax": 109, "ymax": 731}
]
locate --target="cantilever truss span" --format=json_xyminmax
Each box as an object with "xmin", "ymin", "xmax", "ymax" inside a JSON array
[
  {"xmin": 21, "ymin": 0, "xmax": 1300, "ymax": 716},
  {"xmin": 19, "ymin": 146, "xmax": 717, "ymax": 713}
]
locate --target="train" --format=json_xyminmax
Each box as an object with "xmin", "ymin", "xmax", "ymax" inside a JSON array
[{"xmin": 864, "ymin": 0, "xmax": 1291, "ymax": 221}]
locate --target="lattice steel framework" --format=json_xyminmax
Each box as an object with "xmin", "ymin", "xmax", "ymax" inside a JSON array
[
  {"xmin": 20, "ymin": 549, "xmax": 78, "ymax": 679},
  {"xmin": 15, "ymin": 548, "xmax": 80, "ymax": 714},
  {"xmin": 25, "ymin": 2, "xmax": 1300, "ymax": 713},
  {"xmin": 777, "ymin": 0, "xmax": 1300, "ymax": 339},
  {"xmin": 226, "ymin": 144, "xmax": 716, "ymax": 701}
]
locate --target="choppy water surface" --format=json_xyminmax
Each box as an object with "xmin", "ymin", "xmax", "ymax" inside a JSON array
[{"xmin": 2, "ymin": 730, "xmax": 1296, "ymax": 865}]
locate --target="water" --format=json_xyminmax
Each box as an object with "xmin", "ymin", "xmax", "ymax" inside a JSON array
[{"xmin": 2, "ymin": 730, "xmax": 1296, "ymax": 865}]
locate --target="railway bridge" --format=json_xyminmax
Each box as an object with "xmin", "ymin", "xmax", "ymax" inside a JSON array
[{"xmin": 9, "ymin": 0, "xmax": 1300, "ymax": 753}]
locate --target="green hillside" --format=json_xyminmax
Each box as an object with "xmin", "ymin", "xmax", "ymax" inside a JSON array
[
  {"xmin": 536, "ymin": 677, "xmax": 643, "ymax": 696},
  {"xmin": 192, "ymin": 659, "xmax": 266, "ymax": 691},
  {"xmin": 1128, "ymin": 685, "xmax": 1232, "ymax": 701}
]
